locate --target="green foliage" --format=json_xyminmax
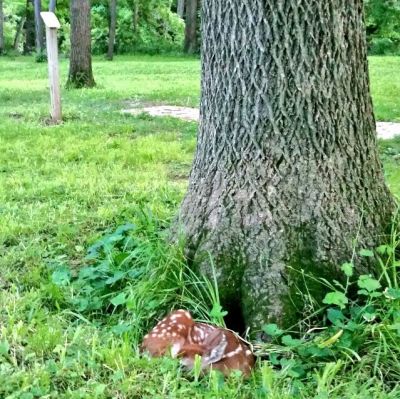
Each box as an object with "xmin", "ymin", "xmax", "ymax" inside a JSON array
[
  {"xmin": 258, "ymin": 231, "xmax": 400, "ymax": 391},
  {"xmin": 47, "ymin": 210, "xmax": 228, "ymax": 343},
  {"xmin": 91, "ymin": 0, "xmax": 184, "ymax": 55},
  {"xmin": 3, "ymin": 0, "xmax": 184, "ymax": 55},
  {"xmin": 3, "ymin": 0, "xmax": 400, "ymax": 55},
  {"xmin": 365, "ymin": 0, "xmax": 400, "ymax": 55}
]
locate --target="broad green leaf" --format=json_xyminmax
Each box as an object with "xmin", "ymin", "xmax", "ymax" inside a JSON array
[
  {"xmin": 106, "ymin": 271, "xmax": 126, "ymax": 285},
  {"xmin": 376, "ymin": 245, "xmax": 392, "ymax": 255},
  {"xmin": 78, "ymin": 266, "xmax": 97, "ymax": 280},
  {"xmin": 280, "ymin": 358, "xmax": 305, "ymax": 377},
  {"xmin": 340, "ymin": 262, "xmax": 354, "ymax": 277},
  {"xmin": 359, "ymin": 249, "xmax": 374, "ymax": 257},
  {"xmin": 51, "ymin": 268, "xmax": 71, "ymax": 286},
  {"xmin": 262, "ymin": 323, "xmax": 283, "ymax": 337},
  {"xmin": 281, "ymin": 335, "xmax": 302, "ymax": 347},
  {"xmin": 110, "ymin": 293, "xmax": 127, "ymax": 306},
  {"xmin": 94, "ymin": 384, "xmax": 107, "ymax": 395},
  {"xmin": 357, "ymin": 275, "xmax": 381, "ymax": 292},
  {"xmin": 362, "ymin": 312, "xmax": 376, "ymax": 322},
  {"xmin": 112, "ymin": 323, "xmax": 132, "ymax": 335},
  {"xmin": 384, "ymin": 287, "xmax": 400, "ymax": 300},
  {"xmin": 0, "ymin": 340, "xmax": 9, "ymax": 356},
  {"xmin": 323, "ymin": 292, "xmax": 348, "ymax": 310},
  {"xmin": 327, "ymin": 308, "xmax": 345, "ymax": 326}
]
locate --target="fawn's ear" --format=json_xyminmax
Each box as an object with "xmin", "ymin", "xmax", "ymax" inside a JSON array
[{"xmin": 202, "ymin": 329, "xmax": 227, "ymax": 365}]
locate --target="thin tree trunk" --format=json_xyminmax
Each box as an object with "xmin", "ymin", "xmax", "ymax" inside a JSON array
[
  {"xmin": 33, "ymin": 0, "xmax": 44, "ymax": 55},
  {"xmin": 177, "ymin": 0, "xmax": 185, "ymax": 18},
  {"xmin": 49, "ymin": 0, "xmax": 56, "ymax": 12},
  {"xmin": 183, "ymin": 0, "xmax": 197, "ymax": 54},
  {"xmin": 67, "ymin": 0, "xmax": 95, "ymax": 88},
  {"xmin": 14, "ymin": 16, "xmax": 26, "ymax": 51},
  {"xmin": 132, "ymin": 0, "xmax": 139, "ymax": 32},
  {"xmin": 0, "ymin": 0, "xmax": 4, "ymax": 55},
  {"xmin": 107, "ymin": 0, "xmax": 117, "ymax": 60},
  {"xmin": 178, "ymin": 0, "xmax": 394, "ymax": 332},
  {"xmin": 24, "ymin": 0, "xmax": 35, "ymax": 54}
]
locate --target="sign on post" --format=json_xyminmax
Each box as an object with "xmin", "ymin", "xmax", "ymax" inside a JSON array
[{"xmin": 40, "ymin": 12, "xmax": 62, "ymax": 123}]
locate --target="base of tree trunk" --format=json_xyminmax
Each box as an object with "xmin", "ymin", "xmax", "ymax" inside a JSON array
[
  {"xmin": 177, "ymin": 0, "xmax": 395, "ymax": 334},
  {"xmin": 66, "ymin": 73, "xmax": 96, "ymax": 89}
]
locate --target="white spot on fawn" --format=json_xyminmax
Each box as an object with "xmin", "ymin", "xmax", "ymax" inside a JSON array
[
  {"xmin": 171, "ymin": 343, "xmax": 181, "ymax": 358},
  {"xmin": 224, "ymin": 345, "xmax": 243, "ymax": 358}
]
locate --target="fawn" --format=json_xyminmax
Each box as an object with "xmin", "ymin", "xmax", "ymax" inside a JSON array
[{"xmin": 141, "ymin": 309, "xmax": 255, "ymax": 376}]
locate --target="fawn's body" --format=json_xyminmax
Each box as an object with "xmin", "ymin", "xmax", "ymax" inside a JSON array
[{"xmin": 141, "ymin": 309, "xmax": 255, "ymax": 376}]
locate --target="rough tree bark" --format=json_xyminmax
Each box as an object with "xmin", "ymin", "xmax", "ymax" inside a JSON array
[
  {"xmin": 183, "ymin": 0, "xmax": 197, "ymax": 54},
  {"xmin": 177, "ymin": 0, "xmax": 185, "ymax": 18},
  {"xmin": 107, "ymin": 0, "xmax": 117, "ymax": 60},
  {"xmin": 0, "ymin": 0, "xmax": 4, "ymax": 55},
  {"xmin": 33, "ymin": 0, "xmax": 44, "ymax": 55},
  {"xmin": 178, "ymin": 0, "xmax": 394, "ymax": 332},
  {"xmin": 67, "ymin": 0, "xmax": 95, "ymax": 88}
]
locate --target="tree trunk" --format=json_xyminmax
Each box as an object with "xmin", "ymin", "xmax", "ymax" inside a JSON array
[
  {"xmin": 177, "ymin": 0, "xmax": 185, "ymax": 18},
  {"xmin": 178, "ymin": 0, "xmax": 394, "ymax": 332},
  {"xmin": 67, "ymin": 0, "xmax": 95, "ymax": 88},
  {"xmin": 183, "ymin": 0, "xmax": 197, "ymax": 54},
  {"xmin": 0, "ymin": 0, "xmax": 4, "ymax": 55},
  {"xmin": 33, "ymin": 0, "xmax": 44, "ymax": 55},
  {"xmin": 14, "ymin": 16, "xmax": 26, "ymax": 51},
  {"xmin": 132, "ymin": 0, "xmax": 139, "ymax": 32},
  {"xmin": 49, "ymin": 0, "xmax": 56, "ymax": 12},
  {"xmin": 24, "ymin": 0, "xmax": 35, "ymax": 54},
  {"xmin": 107, "ymin": 0, "xmax": 117, "ymax": 60}
]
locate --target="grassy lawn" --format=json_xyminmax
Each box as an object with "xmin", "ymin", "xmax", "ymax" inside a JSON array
[
  {"xmin": 0, "ymin": 55, "xmax": 400, "ymax": 398},
  {"xmin": 369, "ymin": 56, "xmax": 400, "ymax": 122}
]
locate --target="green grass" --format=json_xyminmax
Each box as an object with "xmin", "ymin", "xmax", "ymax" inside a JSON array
[
  {"xmin": 0, "ymin": 54, "xmax": 400, "ymax": 398},
  {"xmin": 369, "ymin": 56, "xmax": 400, "ymax": 122}
]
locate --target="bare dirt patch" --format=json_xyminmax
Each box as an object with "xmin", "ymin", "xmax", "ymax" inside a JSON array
[
  {"xmin": 122, "ymin": 105, "xmax": 400, "ymax": 139},
  {"xmin": 376, "ymin": 122, "xmax": 400, "ymax": 140},
  {"xmin": 122, "ymin": 105, "xmax": 199, "ymax": 122}
]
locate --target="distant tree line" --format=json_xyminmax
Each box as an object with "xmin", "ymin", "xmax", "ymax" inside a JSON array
[
  {"xmin": 365, "ymin": 0, "xmax": 400, "ymax": 55},
  {"xmin": 0, "ymin": 0, "xmax": 398, "ymax": 57}
]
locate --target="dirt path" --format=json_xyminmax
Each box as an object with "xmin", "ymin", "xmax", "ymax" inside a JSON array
[{"xmin": 122, "ymin": 106, "xmax": 400, "ymax": 139}]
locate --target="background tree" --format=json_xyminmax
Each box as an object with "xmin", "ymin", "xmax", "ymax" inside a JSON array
[
  {"xmin": 178, "ymin": 0, "xmax": 394, "ymax": 331},
  {"xmin": 131, "ymin": 0, "xmax": 139, "ymax": 32},
  {"xmin": 183, "ymin": 0, "xmax": 197, "ymax": 53},
  {"xmin": 23, "ymin": 0, "xmax": 35, "ymax": 54},
  {"xmin": 106, "ymin": 0, "xmax": 117, "ymax": 60},
  {"xmin": 0, "ymin": 0, "xmax": 4, "ymax": 55},
  {"xmin": 67, "ymin": 0, "xmax": 95, "ymax": 88},
  {"xmin": 49, "ymin": 0, "xmax": 56, "ymax": 12},
  {"xmin": 177, "ymin": 0, "xmax": 184, "ymax": 18},
  {"xmin": 13, "ymin": 15, "xmax": 26, "ymax": 51},
  {"xmin": 33, "ymin": 0, "xmax": 44, "ymax": 56}
]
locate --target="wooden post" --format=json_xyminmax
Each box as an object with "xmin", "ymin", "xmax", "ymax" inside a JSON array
[{"xmin": 40, "ymin": 11, "xmax": 62, "ymax": 123}]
